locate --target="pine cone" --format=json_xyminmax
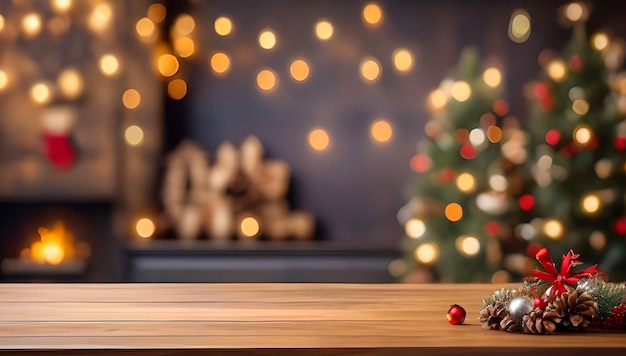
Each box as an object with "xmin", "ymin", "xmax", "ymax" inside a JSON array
[
  {"xmin": 479, "ymin": 301, "xmax": 508, "ymax": 330},
  {"xmin": 500, "ymin": 314, "xmax": 521, "ymax": 332},
  {"xmin": 552, "ymin": 290, "xmax": 598, "ymax": 329},
  {"xmin": 522, "ymin": 307, "xmax": 562, "ymax": 334}
]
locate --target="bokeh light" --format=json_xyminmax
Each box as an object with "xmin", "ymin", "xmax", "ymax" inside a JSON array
[
  {"xmin": 445, "ymin": 203, "xmax": 463, "ymax": 222},
  {"xmin": 450, "ymin": 81, "xmax": 471, "ymax": 102},
  {"xmin": 428, "ymin": 89, "xmax": 448, "ymax": 111},
  {"xmin": 362, "ymin": 3, "xmax": 383, "ymax": 26},
  {"xmin": 174, "ymin": 37, "xmax": 195, "ymax": 58},
  {"xmin": 22, "ymin": 13, "xmax": 42, "ymax": 37},
  {"xmin": 581, "ymin": 194, "xmax": 601, "ymax": 215},
  {"xmin": 256, "ymin": 69, "xmax": 278, "ymax": 91},
  {"xmin": 57, "ymin": 68, "xmax": 84, "ymax": 100},
  {"xmin": 147, "ymin": 3, "xmax": 166, "ymax": 23},
  {"xmin": 157, "ymin": 54, "xmax": 180, "ymax": 77},
  {"xmin": 455, "ymin": 172, "xmax": 476, "ymax": 193},
  {"xmin": 547, "ymin": 60, "xmax": 567, "ymax": 82},
  {"xmin": 483, "ymin": 67, "xmax": 502, "ymax": 88},
  {"xmin": 214, "ymin": 16, "xmax": 233, "ymax": 36},
  {"xmin": 173, "ymin": 14, "xmax": 195, "ymax": 36},
  {"xmin": 89, "ymin": 3, "xmax": 113, "ymax": 33},
  {"xmin": 592, "ymin": 32, "xmax": 609, "ymax": 51},
  {"xmin": 315, "ymin": 19, "xmax": 334, "ymax": 40},
  {"xmin": 99, "ymin": 54, "xmax": 120, "ymax": 76},
  {"xmin": 125, "ymin": 125, "xmax": 144, "ymax": 146},
  {"xmin": 240, "ymin": 216, "xmax": 261, "ymax": 238},
  {"xmin": 308, "ymin": 128, "xmax": 330, "ymax": 151},
  {"xmin": 573, "ymin": 125, "xmax": 592, "ymax": 145},
  {"xmin": 415, "ymin": 243, "xmax": 439, "ymax": 264},
  {"xmin": 392, "ymin": 48, "xmax": 414, "ymax": 73},
  {"xmin": 136, "ymin": 218, "xmax": 155, "ymax": 238},
  {"xmin": 487, "ymin": 126, "xmax": 503, "ymax": 143},
  {"xmin": 405, "ymin": 218, "xmax": 426, "ymax": 239},
  {"xmin": 572, "ymin": 99, "xmax": 589, "ymax": 115},
  {"xmin": 543, "ymin": 219, "xmax": 564, "ymax": 240},
  {"xmin": 30, "ymin": 82, "xmax": 51, "ymax": 104},
  {"xmin": 122, "ymin": 89, "xmax": 141, "ymax": 109},
  {"xmin": 259, "ymin": 29, "xmax": 277, "ymax": 50},
  {"xmin": 370, "ymin": 119, "xmax": 393, "ymax": 143},
  {"xmin": 360, "ymin": 57, "xmax": 381, "ymax": 82},
  {"xmin": 565, "ymin": 2, "xmax": 584, "ymax": 22},
  {"xmin": 289, "ymin": 59, "xmax": 310, "ymax": 82},
  {"xmin": 0, "ymin": 70, "xmax": 8, "ymax": 91},
  {"xmin": 167, "ymin": 79, "xmax": 187, "ymax": 100},
  {"xmin": 456, "ymin": 235, "xmax": 480, "ymax": 256},
  {"xmin": 136, "ymin": 17, "xmax": 155, "ymax": 38},
  {"xmin": 508, "ymin": 9, "xmax": 531, "ymax": 43},
  {"xmin": 52, "ymin": 0, "xmax": 72, "ymax": 13},
  {"xmin": 210, "ymin": 52, "xmax": 231, "ymax": 75}
]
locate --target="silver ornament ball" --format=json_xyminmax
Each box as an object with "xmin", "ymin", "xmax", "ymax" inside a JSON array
[{"xmin": 507, "ymin": 296, "xmax": 533, "ymax": 318}]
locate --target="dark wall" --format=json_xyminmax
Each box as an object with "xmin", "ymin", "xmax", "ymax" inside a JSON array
[{"xmin": 169, "ymin": 0, "xmax": 626, "ymax": 245}]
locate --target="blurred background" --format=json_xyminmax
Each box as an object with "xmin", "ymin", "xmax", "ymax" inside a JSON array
[{"xmin": 0, "ymin": 0, "xmax": 625, "ymax": 283}]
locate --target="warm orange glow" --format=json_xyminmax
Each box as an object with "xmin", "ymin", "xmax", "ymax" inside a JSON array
[
  {"xmin": 22, "ymin": 13, "xmax": 42, "ymax": 37},
  {"xmin": 136, "ymin": 218, "xmax": 156, "ymax": 238},
  {"xmin": 52, "ymin": 0, "xmax": 72, "ymax": 13},
  {"xmin": 486, "ymin": 126, "xmax": 503, "ymax": 143},
  {"xmin": 370, "ymin": 119, "xmax": 393, "ymax": 143},
  {"xmin": 157, "ymin": 54, "xmax": 180, "ymax": 77},
  {"xmin": 450, "ymin": 81, "xmax": 471, "ymax": 102},
  {"xmin": 289, "ymin": 59, "xmax": 310, "ymax": 82},
  {"xmin": 210, "ymin": 52, "xmax": 231, "ymax": 75},
  {"xmin": 122, "ymin": 89, "xmax": 141, "ymax": 109},
  {"xmin": 240, "ymin": 216, "xmax": 260, "ymax": 238},
  {"xmin": 392, "ymin": 48, "xmax": 414, "ymax": 73},
  {"xmin": 256, "ymin": 69, "xmax": 277, "ymax": 91},
  {"xmin": 168, "ymin": 78, "xmax": 188, "ymax": 100},
  {"xmin": 147, "ymin": 3, "xmax": 167, "ymax": 23},
  {"xmin": 136, "ymin": 17, "xmax": 156, "ymax": 38},
  {"xmin": 362, "ymin": 3, "xmax": 383, "ymax": 26},
  {"xmin": 30, "ymin": 222, "xmax": 76, "ymax": 265},
  {"xmin": 30, "ymin": 82, "xmax": 51, "ymax": 104},
  {"xmin": 0, "ymin": 70, "xmax": 8, "ymax": 91},
  {"xmin": 99, "ymin": 54, "xmax": 120, "ymax": 76},
  {"xmin": 125, "ymin": 125, "xmax": 144, "ymax": 146},
  {"xmin": 173, "ymin": 14, "xmax": 195, "ymax": 36},
  {"xmin": 57, "ymin": 68, "xmax": 84, "ymax": 100},
  {"xmin": 308, "ymin": 128, "xmax": 330, "ymax": 151},
  {"xmin": 214, "ymin": 16, "xmax": 233, "ymax": 36},
  {"xmin": 445, "ymin": 203, "xmax": 463, "ymax": 222},
  {"xmin": 315, "ymin": 20, "xmax": 333, "ymax": 40},
  {"xmin": 174, "ymin": 37, "xmax": 195, "ymax": 58},
  {"xmin": 415, "ymin": 243, "xmax": 439, "ymax": 264},
  {"xmin": 88, "ymin": 3, "xmax": 113, "ymax": 33},
  {"xmin": 259, "ymin": 29, "xmax": 277, "ymax": 50},
  {"xmin": 360, "ymin": 57, "xmax": 381, "ymax": 82}
]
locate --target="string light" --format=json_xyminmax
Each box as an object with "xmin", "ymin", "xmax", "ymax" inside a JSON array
[
  {"xmin": 428, "ymin": 89, "xmax": 448, "ymax": 111},
  {"xmin": 315, "ymin": 19, "xmax": 333, "ymax": 40},
  {"xmin": 564, "ymin": 2, "xmax": 584, "ymax": 22},
  {"xmin": 572, "ymin": 99, "xmax": 589, "ymax": 115},
  {"xmin": 537, "ymin": 155, "xmax": 553, "ymax": 170},
  {"xmin": 410, "ymin": 154, "xmax": 431, "ymax": 173},
  {"xmin": 214, "ymin": 16, "xmax": 233, "ymax": 36},
  {"xmin": 125, "ymin": 125, "xmax": 144, "ymax": 146},
  {"xmin": 469, "ymin": 128, "xmax": 485, "ymax": 146},
  {"xmin": 486, "ymin": 126, "xmax": 502, "ymax": 143},
  {"xmin": 415, "ymin": 243, "xmax": 439, "ymax": 264},
  {"xmin": 89, "ymin": 3, "xmax": 113, "ymax": 33},
  {"xmin": 573, "ymin": 125, "xmax": 592, "ymax": 145},
  {"xmin": 595, "ymin": 159, "xmax": 612, "ymax": 179},
  {"xmin": 589, "ymin": 231, "xmax": 606, "ymax": 250},
  {"xmin": 360, "ymin": 57, "xmax": 381, "ymax": 82},
  {"xmin": 392, "ymin": 48, "xmax": 414, "ymax": 73},
  {"xmin": 136, "ymin": 17, "xmax": 156, "ymax": 39},
  {"xmin": 489, "ymin": 174, "xmax": 508, "ymax": 192},
  {"xmin": 0, "ymin": 14, "xmax": 4, "ymax": 32},
  {"xmin": 370, "ymin": 119, "xmax": 393, "ymax": 143},
  {"xmin": 173, "ymin": 14, "xmax": 195, "ymax": 36},
  {"xmin": 405, "ymin": 218, "xmax": 426, "ymax": 239}
]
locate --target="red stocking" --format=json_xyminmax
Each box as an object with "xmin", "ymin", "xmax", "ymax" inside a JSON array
[{"xmin": 43, "ymin": 133, "xmax": 75, "ymax": 170}]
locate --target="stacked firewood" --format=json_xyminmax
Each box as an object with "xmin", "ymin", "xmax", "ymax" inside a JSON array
[{"xmin": 161, "ymin": 136, "xmax": 315, "ymax": 241}]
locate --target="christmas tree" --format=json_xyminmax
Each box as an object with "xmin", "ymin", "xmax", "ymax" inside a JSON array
[
  {"xmin": 398, "ymin": 48, "xmax": 530, "ymax": 283},
  {"xmin": 524, "ymin": 17, "xmax": 626, "ymax": 281}
]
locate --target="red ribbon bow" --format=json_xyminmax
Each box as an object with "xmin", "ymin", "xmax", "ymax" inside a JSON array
[{"xmin": 532, "ymin": 248, "xmax": 599, "ymax": 299}]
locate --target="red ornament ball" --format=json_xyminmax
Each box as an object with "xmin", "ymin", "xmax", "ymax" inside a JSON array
[
  {"xmin": 615, "ymin": 218, "xmax": 626, "ymax": 235},
  {"xmin": 534, "ymin": 296, "xmax": 549, "ymax": 309},
  {"xmin": 447, "ymin": 304, "xmax": 466, "ymax": 325},
  {"xmin": 545, "ymin": 129, "xmax": 561, "ymax": 146},
  {"xmin": 614, "ymin": 136, "xmax": 626, "ymax": 152},
  {"xmin": 459, "ymin": 144, "xmax": 477, "ymax": 159},
  {"xmin": 518, "ymin": 194, "xmax": 535, "ymax": 211}
]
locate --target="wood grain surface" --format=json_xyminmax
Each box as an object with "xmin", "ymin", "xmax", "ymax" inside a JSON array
[{"xmin": 0, "ymin": 283, "xmax": 625, "ymax": 355}]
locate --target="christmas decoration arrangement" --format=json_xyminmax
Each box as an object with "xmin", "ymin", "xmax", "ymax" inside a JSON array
[
  {"xmin": 479, "ymin": 247, "xmax": 626, "ymax": 334},
  {"xmin": 161, "ymin": 136, "xmax": 315, "ymax": 241}
]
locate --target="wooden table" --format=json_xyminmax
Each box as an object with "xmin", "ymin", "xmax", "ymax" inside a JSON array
[{"xmin": 0, "ymin": 284, "xmax": 625, "ymax": 355}]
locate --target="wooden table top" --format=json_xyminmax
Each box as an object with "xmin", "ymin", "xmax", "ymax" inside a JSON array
[{"xmin": 0, "ymin": 283, "xmax": 625, "ymax": 355}]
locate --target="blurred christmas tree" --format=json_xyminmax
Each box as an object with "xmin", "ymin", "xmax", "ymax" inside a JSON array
[
  {"xmin": 524, "ymin": 5, "xmax": 626, "ymax": 281},
  {"xmin": 397, "ymin": 48, "xmax": 531, "ymax": 283}
]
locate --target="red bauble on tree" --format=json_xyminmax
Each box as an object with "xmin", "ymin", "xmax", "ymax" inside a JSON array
[{"xmin": 614, "ymin": 136, "xmax": 626, "ymax": 152}]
